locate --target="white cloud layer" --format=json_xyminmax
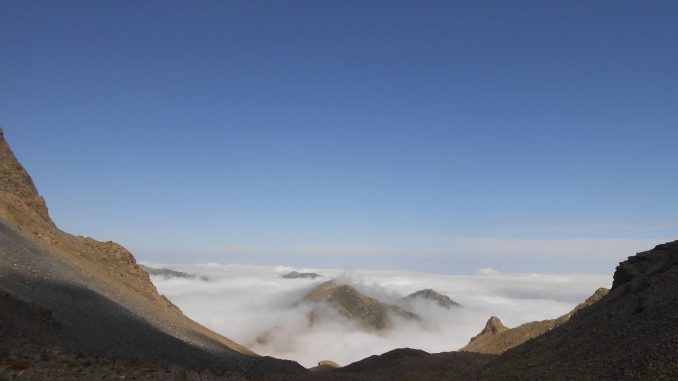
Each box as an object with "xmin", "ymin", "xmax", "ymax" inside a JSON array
[{"xmin": 146, "ymin": 263, "xmax": 610, "ymax": 368}]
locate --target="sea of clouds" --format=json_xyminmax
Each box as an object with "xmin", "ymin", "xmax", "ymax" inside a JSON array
[{"xmin": 144, "ymin": 263, "xmax": 610, "ymax": 367}]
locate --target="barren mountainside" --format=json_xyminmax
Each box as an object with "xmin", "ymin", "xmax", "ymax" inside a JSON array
[
  {"xmin": 461, "ymin": 288, "xmax": 609, "ymax": 354},
  {"xmin": 0, "ymin": 129, "xmax": 305, "ymax": 379},
  {"xmin": 476, "ymin": 242, "xmax": 678, "ymax": 380},
  {"xmin": 1, "ymin": 128, "xmax": 676, "ymax": 380},
  {"xmin": 303, "ymin": 280, "xmax": 420, "ymax": 330}
]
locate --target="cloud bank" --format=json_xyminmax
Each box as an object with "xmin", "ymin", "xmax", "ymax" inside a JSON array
[{"xmin": 146, "ymin": 263, "xmax": 610, "ymax": 367}]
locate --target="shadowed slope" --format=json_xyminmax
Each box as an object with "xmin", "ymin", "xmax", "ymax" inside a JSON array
[
  {"xmin": 462, "ymin": 288, "xmax": 609, "ymax": 354},
  {"xmin": 0, "ymin": 129, "xmax": 306, "ymax": 378},
  {"xmin": 479, "ymin": 241, "xmax": 678, "ymax": 380}
]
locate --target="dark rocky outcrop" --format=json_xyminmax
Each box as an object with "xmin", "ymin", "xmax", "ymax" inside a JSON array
[{"xmin": 612, "ymin": 241, "xmax": 678, "ymax": 290}]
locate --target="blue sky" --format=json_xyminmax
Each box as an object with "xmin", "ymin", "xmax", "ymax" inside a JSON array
[{"xmin": 2, "ymin": 1, "xmax": 677, "ymax": 273}]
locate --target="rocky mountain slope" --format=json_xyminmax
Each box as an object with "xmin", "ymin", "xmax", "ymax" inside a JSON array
[
  {"xmin": 461, "ymin": 288, "xmax": 609, "ymax": 354},
  {"xmin": 293, "ymin": 242, "xmax": 677, "ymax": 381},
  {"xmin": 303, "ymin": 280, "xmax": 420, "ymax": 330},
  {"xmin": 2, "ymin": 128, "xmax": 676, "ymax": 380},
  {"xmin": 476, "ymin": 241, "xmax": 678, "ymax": 380},
  {"xmin": 0, "ymin": 129, "xmax": 305, "ymax": 379}
]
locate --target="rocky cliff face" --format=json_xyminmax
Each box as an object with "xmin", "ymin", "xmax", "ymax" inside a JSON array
[{"xmin": 612, "ymin": 241, "xmax": 678, "ymax": 290}]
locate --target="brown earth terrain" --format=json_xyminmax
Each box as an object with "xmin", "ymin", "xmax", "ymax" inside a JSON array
[
  {"xmin": 1, "ymin": 128, "xmax": 676, "ymax": 380},
  {"xmin": 303, "ymin": 280, "xmax": 420, "ymax": 330},
  {"xmin": 0, "ymin": 129, "xmax": 305, "ymax": 379},
  {"xmin": 476, "ymin": 241, "xmax": 678, "ymax": 380},
  {"xmin": 461, "ymin": 287, "xmax": 609, "ymax": 354}
]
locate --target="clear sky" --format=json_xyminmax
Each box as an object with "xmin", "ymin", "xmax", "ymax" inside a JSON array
[{"xmin": 2, "ymin": 1, "xmax": 677, "ymax": 273}]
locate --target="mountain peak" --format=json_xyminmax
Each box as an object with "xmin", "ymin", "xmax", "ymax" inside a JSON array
[
  {"xmin": 303, "ymin": 280, "xmax": 419, "ymax": 330},
  {"xmin": 0, "ymin": 129, "xmax": 54, "ymax": 229},
  {"xmin": 466, "ymin": 316, "xmax": 509, "ymax": 344},
  {"xmin": 405, "ymin": 289, "xmax": 461, "ymax": 308},
  {"xmin": 483, "ymin": 316, "xmax": 508, "ymax": 336}
]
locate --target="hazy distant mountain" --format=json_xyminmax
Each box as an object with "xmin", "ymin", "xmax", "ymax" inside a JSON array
[
  {"xmin": 303, "ymin": 280, "xmax": 420, "ymax": 330},
  {"xmin": 405, "ymin": 289, "xmax": 461, "ymax": 308},
  {"xmin": 140, "ymin": 264, "xmax": 208, "ymax": 281},
  {"xmin": 282, "ymin": 271, "xmax": 322, "ymax": 279}
]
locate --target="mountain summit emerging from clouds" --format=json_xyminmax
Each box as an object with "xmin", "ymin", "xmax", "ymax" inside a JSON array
[
  {"xmin": 303, "ymin": 280, "xmax": 420, "ymax": 330},
  {"xmin": 1, "ymin": 128, "xmax": 677, "ymax": 380}
]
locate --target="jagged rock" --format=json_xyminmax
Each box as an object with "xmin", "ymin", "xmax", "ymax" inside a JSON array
[
  {"xmin": 612, "ymin": 241, "xmax": 678, "ymax": 290},
  {"xmin": 472, "ymin": 316, "xmax": 508, "ymax": 342}
]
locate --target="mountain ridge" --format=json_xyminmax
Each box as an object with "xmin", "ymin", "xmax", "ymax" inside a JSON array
[
  {"xmin": 303, "ymin": 280, "xmax": 420, "ymax": 330},
  {"xmin": 1, "ymin": 128, "xmax": 676, "ymax": 380},
  {"xmin": 461, "ymin": 287, "xmax": 609, "ymax": 354},
  {"xmin": 0, "ymin": 129, "xmax": 306, "ymax": 379}
]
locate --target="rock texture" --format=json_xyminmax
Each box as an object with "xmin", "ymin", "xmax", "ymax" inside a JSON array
[
  {"xmin": 461, "ymin": 288, "xmax": 609, "ymax": 354},
  {"xmin": 405, "ymin": 289, "xmax": 461, "ymax": 308},
  {"xmin": 303, "ymin": 280, "xmax": 420, "ymax": 330},
  {"xmin": 0, "ymin": 129, "xmax": 305, "ymax": 379}
]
